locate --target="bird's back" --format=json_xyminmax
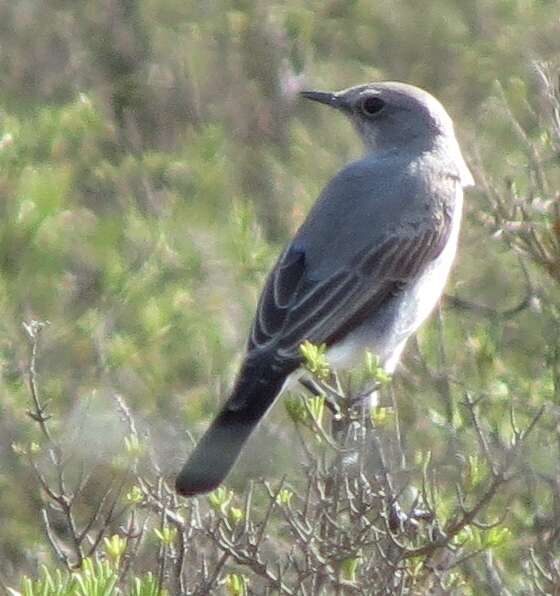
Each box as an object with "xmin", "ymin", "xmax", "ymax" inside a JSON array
[{"xmin": 294, "ymin": 149, "xmax": 459, "ymax": 280}]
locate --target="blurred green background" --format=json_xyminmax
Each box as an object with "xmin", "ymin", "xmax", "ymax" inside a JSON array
[{"xmin": 1, "ymin": 0, "xmax": 560, "ymax": 590}]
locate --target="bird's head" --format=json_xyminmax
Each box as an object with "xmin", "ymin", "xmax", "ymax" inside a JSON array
[
  {"xmin": 301, "ymin": 82, "xmax": 456, "ymax": 151},
  {"xmin": 301, "ymin": 81, "xmax": 473, "ymax": 186}
]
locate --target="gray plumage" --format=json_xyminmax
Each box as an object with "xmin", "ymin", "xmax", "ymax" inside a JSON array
[{"xmin": 176, "ymin": 81, "xmax": 473, "ymax": 496}]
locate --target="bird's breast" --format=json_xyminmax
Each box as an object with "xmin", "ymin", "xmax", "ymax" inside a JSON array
[{"xmin": 396, "ymin": 186, "xmax": 463, "ymax": 333}]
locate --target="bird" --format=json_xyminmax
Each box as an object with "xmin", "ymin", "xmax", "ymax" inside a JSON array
[{"xmin": 176, "ymin": 81, "xmax": 474, "ymax": 497}]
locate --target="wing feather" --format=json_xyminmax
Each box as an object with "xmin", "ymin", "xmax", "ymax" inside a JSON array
[{"xmin": 248, "ymin": 211, "xmax": 451, "ymax": 364}]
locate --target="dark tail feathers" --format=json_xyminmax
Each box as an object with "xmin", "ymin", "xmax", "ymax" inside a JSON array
[{"xmin": 176, "ymin": 363, "xmax": 289, "ymax": 497}]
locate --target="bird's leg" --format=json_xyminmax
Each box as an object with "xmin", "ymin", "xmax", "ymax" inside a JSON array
[
  {"xmin": 366, "ymin": 420, "xmax": 416, "ymax": 534},
  {"xmin": 348, "ymin": 381, "xmax": 382, "ymax": 409},
  {"xmin": 356, "ymin": 388, "xmax": 433, "ymax": 535},
  {"xmin": 298, "ymin": 376, "xmax": 321, "ymax": 396}
]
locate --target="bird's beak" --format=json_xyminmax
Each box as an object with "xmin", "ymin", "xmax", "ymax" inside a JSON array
[{"xmin": 300, "ymin": 90, "xmax": 350, "ymax": 112}]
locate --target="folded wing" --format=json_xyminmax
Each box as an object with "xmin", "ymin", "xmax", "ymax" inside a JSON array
[{"xmin": 248, "ymin": 212, "xmax": 451, "ymax": 363}]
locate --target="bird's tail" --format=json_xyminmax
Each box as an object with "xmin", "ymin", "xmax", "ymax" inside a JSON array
[{"xmin": 175, "ymin": 361, "xmax": 289, "ymax": 497}]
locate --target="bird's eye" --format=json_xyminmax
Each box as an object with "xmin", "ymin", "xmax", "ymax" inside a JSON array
[{"xmin": 360, "ymin": 96, "xmax": 386, "ymax": 116}]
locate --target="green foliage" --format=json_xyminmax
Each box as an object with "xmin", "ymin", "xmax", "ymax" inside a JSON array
[
  {"xmin": 340, "ymin": 555, "xmax": 361, "ymax": 583},
  {"xmin": 299, "ymin": 340, "xmax": 330, "ymax": 380},
  {"xmin": 225, "ymin": 573, "xmax": 248, "ymax": 596},
  {"xmin": 103, "ymin": 536, "xmax": 127, "ymax": 566},
  {"xmin": 12, "ymin": 559, "xmax": 167, "ymax": 596},
  {"xmin": 363, "ymin": 351, "xmax": 392, "ymax": 386},
  {"xmin": 208, "ymin": 486, "xmax": 235, "ymax": 515},
  {"xmin": 285, "ymin": 393, "xmax": 325, "ymax": 432}
]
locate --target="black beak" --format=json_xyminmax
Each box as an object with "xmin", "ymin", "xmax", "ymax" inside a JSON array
[{"xmin": 300, "ymin": 90, "xmax": 349, "ymax": 111}]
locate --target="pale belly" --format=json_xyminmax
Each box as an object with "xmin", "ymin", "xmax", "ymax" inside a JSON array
[{"xmin": 326, "ymin": 189, "xmax": 463, "ymax": 373}]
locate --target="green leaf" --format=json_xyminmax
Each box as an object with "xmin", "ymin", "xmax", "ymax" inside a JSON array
[
  {"xmin": 340, "ymin": 556, "xmax": 361, "ymax": 582},
  {"xmin": 225, "ymin": 574, "xmax": 248, "ymax": 596},
  {"xmin": 299, "ymin": 340, "xmax": 330, "ymax": 380}
]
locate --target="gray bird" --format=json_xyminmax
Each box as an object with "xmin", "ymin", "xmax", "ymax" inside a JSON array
[{"xmin": 176, "ymin": 81, "xmax": 473, "ymax": 497}]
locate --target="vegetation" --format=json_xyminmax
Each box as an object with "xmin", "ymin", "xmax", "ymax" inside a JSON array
[{"xmin": 1, "ymin": 0, "xmax": 560, "ymax": 593}]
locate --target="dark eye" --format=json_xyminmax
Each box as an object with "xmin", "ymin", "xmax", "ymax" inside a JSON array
[{"xmin": 360, "ymin": 96, "xmax": 386, "ymax": 116}]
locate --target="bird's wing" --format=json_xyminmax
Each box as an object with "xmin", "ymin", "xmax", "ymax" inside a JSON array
[{"xmin": 247, "ymin": 209, "xmax": 452, "ymax": 362}]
